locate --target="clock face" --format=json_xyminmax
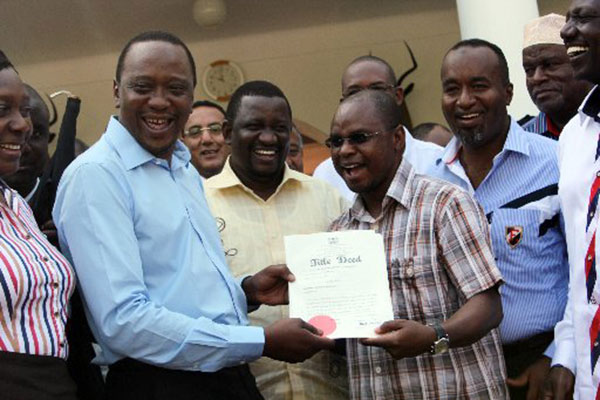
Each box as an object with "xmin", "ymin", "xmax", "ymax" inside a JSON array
[{"xmin": 202, "ymin": 60, "xmax": 244, "ymax": 102}]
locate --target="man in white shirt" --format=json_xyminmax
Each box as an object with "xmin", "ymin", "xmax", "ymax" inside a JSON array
[
  {"xmin": 313, "ymin": 55, "xmax": 442, "ymax": 200},
  {"xmin": 543, "ymin": 0, "xmax": 600, "ymax": 398}
]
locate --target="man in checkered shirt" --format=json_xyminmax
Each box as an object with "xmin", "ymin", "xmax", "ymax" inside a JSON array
[{"xmin": 327, "ymin": 89, "xmax": 508, "ymax": 399}]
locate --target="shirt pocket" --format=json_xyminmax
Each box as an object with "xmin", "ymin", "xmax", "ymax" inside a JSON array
[
  {"xmin": 490, "ymin": 208, "xmax": 550, "ymax": 257},
  {"xmin": 389, "ymin": 256, "xmax": 445, "ymax": 323}
]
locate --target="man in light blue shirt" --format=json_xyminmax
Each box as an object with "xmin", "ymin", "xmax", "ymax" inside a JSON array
[
  {"xmin": 430, "ymin": 39, "xmax": 568, "ymax": 400},
  {"xmin": 53, "ymin": 31, "xmax": 334, "ymax": 400}
]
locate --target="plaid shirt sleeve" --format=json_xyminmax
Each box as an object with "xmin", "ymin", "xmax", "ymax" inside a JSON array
[{"xmin": 437, "ymin": 187, "xmax": 503, "ymax": 300}]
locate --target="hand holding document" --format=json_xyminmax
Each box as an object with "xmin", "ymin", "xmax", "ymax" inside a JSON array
[{"xmin": 284, "ymin": 230, "xmax": 393, "ymax": 339}]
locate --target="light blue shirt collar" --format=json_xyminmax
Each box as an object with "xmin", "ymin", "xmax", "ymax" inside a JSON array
[
  {"xmin": 439, "ymin": 117, "xmax": 530, "ymax": 166},
  {"xmin": 104, "ymin": 116, "xmax": 191, "ymax": 171}
]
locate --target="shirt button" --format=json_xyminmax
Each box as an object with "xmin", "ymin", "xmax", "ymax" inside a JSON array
[
  {"xmin": 54, "ymin": 312, "xmax": 60, "ymax": 317},
  {"xmin": 42, "ymin": 256, "xmax": 49, "ymax": 262},
  {"xmin": 405, "ymin": 268, "xmax": 414, "ymax": 277},
  {"xmin": 52, "ymin": 282, "xmax": 59, "ymax": 289},
  {"xmin": 595, "ymin": 341, "xmax": 599, "ymax": 347},
  {"xmin": 597, "ymin": 171, "xmax": 600, "ymax": 177},
  {"xmin": 589, "ymin": 255, "xmax": 594, "ymax": 261},
  {"xmin": 591, "ymin": 211, "xmax": 595, "ymax": 218},
  {"xmin": 24, "ymin": 234, "xmax": 31, "ymax": 240},
  {"xmin": 59, "ymin": 342, "xmax": 65, "ymax": 348},
  {"xmin": 375, "ymin": 366, "xmax": 382, "ymax": 374}
]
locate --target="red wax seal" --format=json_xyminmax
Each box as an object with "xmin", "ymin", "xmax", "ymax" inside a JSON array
[{"xmin": 308, "ymin": 315, "xmax": 337, "ymax": 337}]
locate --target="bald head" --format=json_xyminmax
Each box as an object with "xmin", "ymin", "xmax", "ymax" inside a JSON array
[
  {"xmin": 340, "ymin": 89, "xmax": 403, "ymax": 131},
  {"xmin": 341, "ymin": 56, "xmax": 402, "ymax": 103}
]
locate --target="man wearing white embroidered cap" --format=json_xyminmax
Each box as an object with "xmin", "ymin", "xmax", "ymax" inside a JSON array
[{"xmin": 521, "ymin": 13, "xmax": 592, "ymax": 139}]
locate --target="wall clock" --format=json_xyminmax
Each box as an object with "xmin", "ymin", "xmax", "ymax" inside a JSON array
[{"xmin": 202, "ymin": 59, "xmax": 244, "ymax": 102}]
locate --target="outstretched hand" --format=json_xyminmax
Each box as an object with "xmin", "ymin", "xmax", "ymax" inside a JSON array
[
  {"xmin": 243, "ymin": 264, "xmax": 295, "ymax": 306},
  {"xmin": 263, "ymin": 318, "xmax": 335, "ymax": 363},
  {"xmin": 360, "ymin": 319, "xmax": 436, "ymax": 359}
]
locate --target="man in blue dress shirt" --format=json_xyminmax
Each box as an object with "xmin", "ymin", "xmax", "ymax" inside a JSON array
[
  {"xmin": 429, "ymin": 38, "xmax": 569, "ymax": 400},
  {"xmin": 53, "ymin": 31, "xmax": 335, "ymax": 400}
]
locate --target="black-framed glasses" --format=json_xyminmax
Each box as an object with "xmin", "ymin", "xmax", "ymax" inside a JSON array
[
  {"xmin": 341, "ymin": 83, "xmax": 397, "ymax": 100},
  {"xmin": 183, "ymin": 122, "xmax": 223, "ymax": 138},
  {"xmin": 325, "ymin": 131, "xmax": 382, "ymax": 148}
]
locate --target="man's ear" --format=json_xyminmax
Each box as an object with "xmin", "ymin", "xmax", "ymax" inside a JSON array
[
  {"xmin": 48, "ymin": 132, "xmax": 56, "ymax": 144},
  {"xmin": 505, "ymin": 83, "xmax": 514, "ymax": 106},
  {"xmin": 393, "ymin": 124, "xmax": 406, "ymax": 154},
  {"xmin": 113, "ymin": 79, "xmax": 120, "ymax": 109},
  {"xmin": 222, "ymin": 120, "xmax": 232, "ymax": 145},
  {"xmin": 394, "ymin": 86, "xmax": 405, "ymax": 106}
]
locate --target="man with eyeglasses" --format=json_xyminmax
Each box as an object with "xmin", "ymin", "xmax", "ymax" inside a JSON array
[
  {"xmin": 328, "ymin": 88, "xmax": 507, "ymax": 399},
  {"xmin": 313, "ymin": 55, "xmax": 442, "ymax": 200},
  {"xmin": 428, "ymin": 39, "xmax": 568, "ymax": 400},
  {"xmin": 181, "ymin": 100, "xmax": 229, "ymax": 179},
  {"xmin": 204, "ymin": 81, "xmax": 349, "ymax": 400}
]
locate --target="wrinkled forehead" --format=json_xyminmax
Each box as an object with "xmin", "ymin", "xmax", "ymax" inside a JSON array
[
  {"xmin": 121, "ymin": 41, "xmax": 194, "ymax": 82},
  {"xmin": 238, "ymin": 95, "xmax": 292, "ymax": 120},
  {"xmin": 522, "ymin": 43, "xmax": 568, "ymax": 62},
  {"xmin": 442, "ymin": 46, "xmax": 502, "ymax": 81},
  {"xmin": 332, "ymin": 96, "xmax": 380, "ymax": 131},
  {"xmin": 342, "ymin": 60, "xmax": 394, "ymax": 90},
  {"xmin": 568, "ymin": 0, "xmax": 600, "ymax": 15}
]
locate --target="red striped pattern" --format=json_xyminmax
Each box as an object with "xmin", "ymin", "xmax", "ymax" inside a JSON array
[{"xmin": 0, "ymin": 185, "xmax": 74, "ymax": 359}]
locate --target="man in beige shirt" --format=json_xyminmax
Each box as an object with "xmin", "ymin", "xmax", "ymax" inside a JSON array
[{"xmin": 205, "ymin": 80, "xmax": 349, "ymax": 400}]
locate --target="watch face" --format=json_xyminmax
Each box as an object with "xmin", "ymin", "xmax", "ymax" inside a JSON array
[
  {"xmin": 434, "ymin": 338, "xmax": 449, "ymax": 354},
  {"xmin": 202, "ymin": 61, "xmax": 244, "ymax": 101}
]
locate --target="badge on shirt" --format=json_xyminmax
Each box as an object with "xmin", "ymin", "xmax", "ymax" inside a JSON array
[{"xmin": 505, "ymin": 226, "xmax": 523, "ymax": 248}]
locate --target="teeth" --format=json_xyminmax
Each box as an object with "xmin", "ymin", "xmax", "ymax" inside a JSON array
[
  {"xmin": 0, "ymin": 144, "xmax": 21, "ymax": 150},
  {"xmin": 461, "ymin": 113, "xmax": 480, "ymax": 119},
  {"xmin": 567, "ymin": 46, "xmax": 589, "ymax": 56},
  {"xmin": 146, "ymin": 118, "xmax": 169, "ymax": 127},
  {"xmin": 255, "ymin": 149, "xmax": 275, "ymax": 155},
  {"xmin": 343, "ymin": 164, "xmax": 360, "ymax": 169}
]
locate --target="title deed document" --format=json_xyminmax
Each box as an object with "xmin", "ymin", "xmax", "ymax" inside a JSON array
[{"xmin": 284, "ymin": 230, "xmax": 393, "ymax": 338}]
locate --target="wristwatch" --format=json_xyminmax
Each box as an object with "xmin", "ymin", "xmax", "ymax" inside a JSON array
[{"xmin": 429, "ymin": 323, "xmax": 449, "ymax": 355}]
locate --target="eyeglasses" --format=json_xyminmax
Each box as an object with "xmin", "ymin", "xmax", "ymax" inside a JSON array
[
  {"xmin": 341, "ymin": 83, "xmax": 397, "ymax": 100},
  {"xmin": 325, "ymin": 131, "xmax": 382, "ymax": 148},
  {"xmin": 183, "ymin": 123, "xmax": 223, "ymax": 138}
]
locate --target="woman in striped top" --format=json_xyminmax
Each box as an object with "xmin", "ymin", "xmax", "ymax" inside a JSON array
[{"xmin": 0, "ymin": 51, "xmax": 77, "ymax": 399}]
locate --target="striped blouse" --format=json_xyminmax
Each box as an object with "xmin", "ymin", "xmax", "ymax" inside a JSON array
[{"xmin": 0, "ymin": 182, "xmax": 74, "ymax": 359}]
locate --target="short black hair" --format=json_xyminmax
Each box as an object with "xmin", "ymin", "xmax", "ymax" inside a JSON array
[
  {"xmin": 226, "ymin": 80, "xmax": 292, "ymax": 124},
  {"xmin": 446, "ymin": 38, "xmax": 510, "ymax": 85},
  {"xmin": 115, "ymin": 31, "xmax": 197, "ymax": 86},
  {"xmin": 0, "ymin": 50, "xmax": 15, "ymax": 72},
  {"xmin": 342, "ymin": 89, "xmax": 402, "ymax": 131},
  {"xmin": 192, "ymin": 100, "xmax": 226, "ymax": 117},
  {"xmin": 345, "ymin": 55, "xmax": 397, "ymax": 85}
]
